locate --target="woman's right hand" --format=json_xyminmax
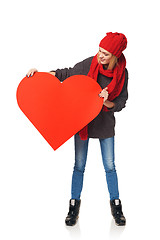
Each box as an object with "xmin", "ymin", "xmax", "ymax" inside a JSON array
[{"xmin": 26, "ymin": 68, "xmax": 38, "ymax": 77}]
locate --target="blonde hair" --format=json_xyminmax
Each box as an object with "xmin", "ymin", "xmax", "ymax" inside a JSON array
[{"xmin": 97, "ymin": 52, "xmax": 118, "ymax": 70}]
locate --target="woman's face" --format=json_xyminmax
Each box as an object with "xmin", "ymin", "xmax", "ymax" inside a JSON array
[{"xmin": 98, "ymin": 47, "xmax": 112, "ymax": 65}]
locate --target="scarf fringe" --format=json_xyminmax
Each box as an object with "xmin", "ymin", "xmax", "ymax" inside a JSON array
[{"xmin": 78, "ymin": 125, "xmax": 88, "ymax": 140}]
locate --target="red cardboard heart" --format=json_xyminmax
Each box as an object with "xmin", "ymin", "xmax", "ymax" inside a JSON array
[{"xmin": 17, "ymin": 72, "xmax": 103, "ymax": 150}]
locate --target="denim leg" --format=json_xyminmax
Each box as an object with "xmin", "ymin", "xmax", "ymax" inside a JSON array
[
  {"xmin": 99, "ymin": 137, "xmax": 119, "ymax": 200},
  {"xmin": 71, "ymin": 133, "xmax": 89, "ymax": 200}
]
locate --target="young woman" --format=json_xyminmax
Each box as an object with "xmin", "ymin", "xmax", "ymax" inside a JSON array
[{"xmin": 27, "ymin": 32, "xmax": 128, "ymax": 227}]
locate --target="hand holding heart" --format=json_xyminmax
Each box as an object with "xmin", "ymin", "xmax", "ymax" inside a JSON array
[
  {"xmin": 99, "ymin": 87, "xmax": 109, "ymax": 102},
  {"xmin": 26, "ymin": 68, "xmax": 38, "ymax": 77}
]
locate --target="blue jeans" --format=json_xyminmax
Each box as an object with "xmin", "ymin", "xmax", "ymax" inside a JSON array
[{"xmin": 71, "ymin": 133, "xmax": 119, "ymax": 201}]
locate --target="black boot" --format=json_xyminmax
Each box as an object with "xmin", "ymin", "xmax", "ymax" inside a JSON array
[
  {"xmin": 65, "ymin": 199, "xmax": 81, "ymax": 226},
  {"xmin": 110, "ymin": 199, "xmax": 126, "ymax": 226}
]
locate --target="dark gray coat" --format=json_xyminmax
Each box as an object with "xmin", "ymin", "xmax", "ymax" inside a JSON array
[{"xmin": 54, "ymin": 56, "xmax": 128, "ymax": 139}]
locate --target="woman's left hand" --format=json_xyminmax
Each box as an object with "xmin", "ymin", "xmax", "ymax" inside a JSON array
[{"xmin": 99, "ymin": 87, "xmax": 109, "ymax": 102}]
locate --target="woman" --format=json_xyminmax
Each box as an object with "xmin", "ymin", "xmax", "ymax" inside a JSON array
[{"xmin": 27, "ymin": 32, "xmax": 128, "ymax": 227}]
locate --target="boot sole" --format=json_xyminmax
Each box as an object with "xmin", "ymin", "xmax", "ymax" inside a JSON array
[
  {"xmin": 65, "ymin": 216, "xmax": 79, "ymax": 226},
  {"xmin": 115, "ymin": 220, "xmax": 126, "ymax": 226}
]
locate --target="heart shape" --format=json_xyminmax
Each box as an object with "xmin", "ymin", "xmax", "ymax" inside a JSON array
[{"xmin": 16, "ymin": 72, "xmax": 103, "ymax": 150}]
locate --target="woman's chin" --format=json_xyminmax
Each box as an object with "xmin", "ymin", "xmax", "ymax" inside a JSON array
[{"xmin": 100, "ymin": 60, "xmax": 107, "ymax": 65}]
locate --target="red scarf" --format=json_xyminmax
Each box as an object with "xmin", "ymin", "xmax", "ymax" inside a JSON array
[{"xmin": 79, "ymin": 53, "xmax": 126, "ymax": 140}]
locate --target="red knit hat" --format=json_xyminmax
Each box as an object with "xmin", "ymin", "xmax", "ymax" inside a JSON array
[{"xmin": 99, "ymin": 32, "xmax": 127, "ymax": 58}]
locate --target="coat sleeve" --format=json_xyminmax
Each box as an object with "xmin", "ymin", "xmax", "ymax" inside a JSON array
[
  {"xmin": 109, "ymin": 68, "xmax": 129, "ymax": 112},
  {"xmin": 54, "ymin": 57, "xmax": 93, "ymax": 82}
]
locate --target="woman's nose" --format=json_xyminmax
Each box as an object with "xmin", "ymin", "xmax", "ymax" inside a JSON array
[{"xmin": 99, "ymin": 52, "xmax": 103, "ymax": 58}]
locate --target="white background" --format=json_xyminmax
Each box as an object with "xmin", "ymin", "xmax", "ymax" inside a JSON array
[{"xmin": 0, "ymin": 0, "xmax": 160, "ymax": 239}]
